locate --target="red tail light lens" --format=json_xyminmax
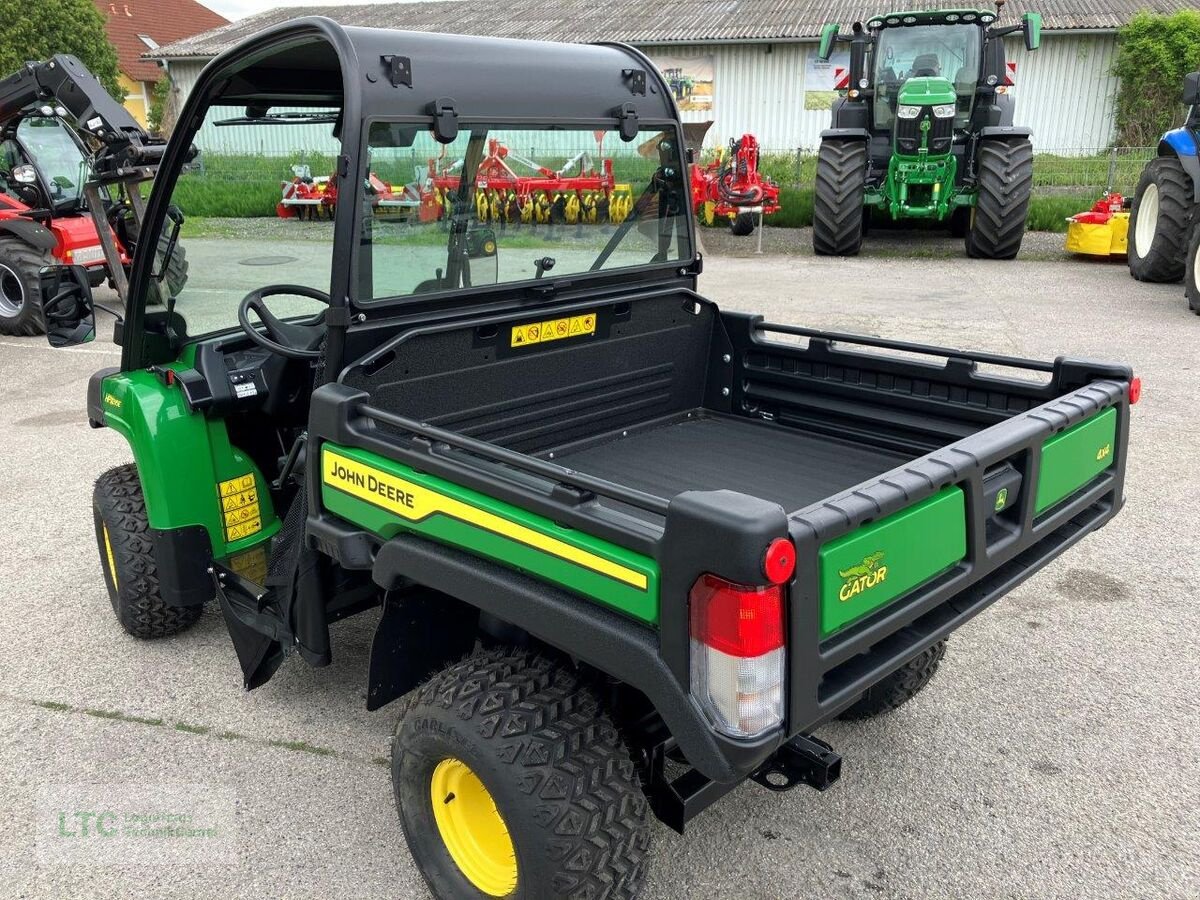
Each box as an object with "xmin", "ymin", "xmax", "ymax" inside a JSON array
[{"xmin": 689, "ymin": 575, "xmax": 784, "ymax": 657}]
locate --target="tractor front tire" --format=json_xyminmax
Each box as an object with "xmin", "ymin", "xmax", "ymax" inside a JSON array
[
  {"xmin": 0, "ymin": 238, "xmax": 52, "ymax": 336},
  {"xmin": 393, "ymin": 649, "xmax": 651, "ymax": 899},
  {"xmin": 93, "ymin": 465, "xmax": 203, "ymax": 639},
  {"xmin": 729, "ymin": 211, "xmax": 756, "ymax": 236},
  {"xmin": 1128, "ymin": 156, "xmax": 1192, "ymax": 283},
  {"xmin": 813, "ymin": 140, "xmax": 867, "ymax": 256},
  {"xmin": 1184, "ymin": 223, "xmax": 1200, "ymax": 315},
  {"xmin": 839, "ymin": 640, "xmax": 946, "ymax": 720},
  {"xmin": 965, "ymin": 139, "xmax": 1034, "ymax": 260}
]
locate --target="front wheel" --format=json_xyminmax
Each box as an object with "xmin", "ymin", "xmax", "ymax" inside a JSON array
[
  {"xmin": 1128, "ymin": 156, "xmax": 1192, "ymax": 283},
  {"xmin": 812, "ymin": 139, "xmax": 867, "ymax": 256},
  {"xmin": 965, "ymin": 139, "xmax": 1033, "ymax": 260},
  {"xmin": 0, "ymin": 237, "xmax": 52, "ymax": 336},
  {"xmin": 1184, "ymin": 224, "xmax": 1200, "ymax": 315},
  {"xmin": 93, "ymin": 465, "xmax": 204, "ymax": 639},
  {"xmin": 393, "ymin": 649, "xmax": 651, "ymax": 899}
]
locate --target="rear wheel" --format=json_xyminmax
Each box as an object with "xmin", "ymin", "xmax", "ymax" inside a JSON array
[
  {"xmin": 1128, "ymin": 156, "xmax": 1192, "ymax": 283},
  {"xmin": 965, "ymin": 139, "xmax": 1033, "ymax": 260},
  {"xmin": 93, "ymin": 464, "xmax": 203, "ymax": 639},
  {"xmin": 839, "ymin": 640, "xmax": 946, "ymax": 720},
  {"xmin": 393, "ymin": 649, "xmax": 651, "ymax": 899},
  {"xmin": 729, "ymin": 211, "xmax": 756, "ymax": 236},
  {"xmin": 812, "ymin": 139, "xmax": 867, "ymax": 256},
  {"xmin": 1185, "ymin": 224, "xmax": 1200, "ymax": 315},
  {"xmin": 0, "ymin": 237, "xmax": 51, "ymax": 336}
]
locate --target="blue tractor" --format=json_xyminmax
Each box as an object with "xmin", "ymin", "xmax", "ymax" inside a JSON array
[{"xmin": 1127, "ymin": 71, "xmax": 1200, "ymax": 313}]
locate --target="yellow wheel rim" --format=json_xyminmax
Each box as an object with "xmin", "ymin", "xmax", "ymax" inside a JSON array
[
  {"xmin": 431, "ymin": 758, "xmax": 517, "ymax": 896},
  {"xmin": 101, "ymin": 524, "xmax": 118, "ymax": 590}
]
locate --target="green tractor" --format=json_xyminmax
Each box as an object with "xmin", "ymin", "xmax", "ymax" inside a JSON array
[{"xmin": 813, "ymin": 5, "xmax": 1042, "ymax": 258}]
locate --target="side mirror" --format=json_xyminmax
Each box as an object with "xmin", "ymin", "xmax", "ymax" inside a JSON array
[
  {"xmin": 38, "ymin": 265, "xmax": 95, "ymax": 348},
  {"xmin": 1183, "ymin": 72, "xmax": 1200, "ymax": 107},
  {"xmin": 818, "ymin": 23, "xmax": 839, "ymax": 62},
  {"xmin": 1022, "ymin": 12, "xmax": 1041, "ymax": 51},
  {"xmin": 465, "ymin": 226, "xmax": 498, "ymax": 287}
]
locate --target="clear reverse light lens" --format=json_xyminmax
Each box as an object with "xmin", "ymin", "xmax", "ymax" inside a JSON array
[{"xmin": 897, "ymin": 105, "xmax": 922, "ymax": 119}]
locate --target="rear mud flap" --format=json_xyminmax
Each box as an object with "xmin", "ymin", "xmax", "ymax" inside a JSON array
[{"xmin": 214, "ymin": 580, "xmax": 286, "ymax": 690}]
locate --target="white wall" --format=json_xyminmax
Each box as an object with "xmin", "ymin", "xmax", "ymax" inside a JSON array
[{"xmin": 163, "ymin": 31, "xmax": 1119, "ymax": 156}]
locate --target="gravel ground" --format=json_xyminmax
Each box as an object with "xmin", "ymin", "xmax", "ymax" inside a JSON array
[{"xmin": 0, "ymin": 238, "xmax": 1196, "ymax": 899}]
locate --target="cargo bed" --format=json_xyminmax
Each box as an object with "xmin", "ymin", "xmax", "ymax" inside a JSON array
[{"xmin": 550, "ymin": 411, "xmax": 912, "ymax": 522}]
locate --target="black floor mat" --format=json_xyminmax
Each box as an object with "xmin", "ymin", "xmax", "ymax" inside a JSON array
[{"xmin": 554, "ymin": 412, "xmax": 912, "ymax": 518}]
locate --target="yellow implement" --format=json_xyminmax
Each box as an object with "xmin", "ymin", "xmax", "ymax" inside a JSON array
[{"xmin": 1065, "ymin": 195, "xmax": 1129, "ymax": 258}]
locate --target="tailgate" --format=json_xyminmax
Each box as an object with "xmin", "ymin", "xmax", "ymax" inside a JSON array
[{"xmin": 787, "ymin": 377, "xmax": 1131, "ymax": 730}]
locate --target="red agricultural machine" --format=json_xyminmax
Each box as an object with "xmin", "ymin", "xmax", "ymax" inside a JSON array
[
  {"xmin": 277, "ymin": 137, "xmax": 634, "ymax": 227},
  {"xmin": 691, "ymin": 133, "xmax": 780, "ymax": 236}
]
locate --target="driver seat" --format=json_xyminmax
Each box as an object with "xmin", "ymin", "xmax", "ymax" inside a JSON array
[{"xmin": 909, "ymin": 54, "xmax": 940, "ymax": 78}]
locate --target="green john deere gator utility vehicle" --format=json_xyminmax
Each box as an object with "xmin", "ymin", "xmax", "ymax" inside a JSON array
[
  {"xmin": 814, "ymin": 5, "xmax": 1042, "ymax": 257},
  {"xmin": 40, "ymin": 17, "xmax": 1135, "ymax": 898}
]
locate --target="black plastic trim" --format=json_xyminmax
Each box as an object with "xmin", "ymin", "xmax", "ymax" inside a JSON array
[{"xmin": 150, "ymin": 524, "xmax": 214, "ymax": 607}]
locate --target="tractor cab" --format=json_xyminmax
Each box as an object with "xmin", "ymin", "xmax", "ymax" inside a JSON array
[
  {"xmin": 0, "ymin": 109, "xmax": 92, "ymax": 213},
  {"xmin": 818, "ymin": 7, "xmax": 1040, "ymax": 180}
]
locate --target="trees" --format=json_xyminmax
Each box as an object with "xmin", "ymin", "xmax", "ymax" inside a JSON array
[
  {"xmin": 0, "ymin": 0, "xmax": 123, "ymax": 100},
  {"xmin": 1113, "ymin": 11, "xmax": 1200, "ymax": 147}
]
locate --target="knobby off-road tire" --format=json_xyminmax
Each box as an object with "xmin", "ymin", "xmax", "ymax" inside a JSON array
[
  {"xmin": 1184, "ymin": 223, "xmax": 1200, "ymax": 315},
  {"xmin": 0, "ymin": 237, "xmax": 52, "ymax": 336},
  {"xmin": 839, "ymin": 640, "xmax": 946, "ymax": 720},
  {"xmin": 122, "ymin": 213, "xmax": 190, "ymax": 306},
  {"xmin": 393, "ymin": 649, "xmax": 651, "ymax": 899},
  {"xmin": 813, "ymin": 139, "xmax": 867, "ymax": 256},
  {"xmin": 729, "ymin": 211, "xmax": 756, "ymax": 236},
  {"xmin": 965, "ymin": 139, "xmax": 1034, "ymax": 260},
  {"xmin": 1127, "ymin": 156, "xmax": 1192, "ymax": 283},
  {"xmin": 93, "ymin": 464, "xmax": 203, "ymax": 639}
]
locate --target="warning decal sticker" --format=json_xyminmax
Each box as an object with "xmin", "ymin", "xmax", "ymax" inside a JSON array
[
  {"xmin": 218, "ymin": 474, "xmax": 262, "ymax": 543},
  {"xmin": 510, "ymin": 312, "xmax": 596, "ymax": 348}
]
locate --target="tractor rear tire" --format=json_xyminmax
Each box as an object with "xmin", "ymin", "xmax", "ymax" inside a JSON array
[
  {"xmin": 839, "ymin": 640, "xmax": 946, "ymax": 720},
  {"xmin": 1128, "ymin": 156, "xmax": 1192, "ymax": 283},
  {"xmin": 729, "ymin": 211, "xmax": 756, "ymax": 236},
  {"xmin": 122, "ymin": 213, "xmax": 190, "ymax": 306},
  {"xmin": 965, "ymin": 139, "xmax": 1033, "ymax": 260},
  {"xmin": 813, "ymin": 140, "xmax": 867, "ymax": 256},
  {"xmin": 1185, "ymin": 223, "xmax": 1200, "ymax": 315},
  {"xmin": 393, "ymin": 648, "xmax": 651, "ymax": 899},
  {"xmin": 0, "ymin": 238, "xmax": 52, "ymax": 336},
  {"xmin": 93, "ymin": 464, "xmax": 204, "ymax": 639}
]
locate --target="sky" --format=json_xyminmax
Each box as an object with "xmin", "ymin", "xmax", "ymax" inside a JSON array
[{"xmin": 202, "ymin": 0, "xmax": 406, "ymax": 21}]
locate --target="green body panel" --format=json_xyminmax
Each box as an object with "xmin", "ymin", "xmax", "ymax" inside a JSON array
[
  {"xmin": 874, "ymin": 76, "xmax": 962, "ymax": 221},
  {"xmin": 319, "ymin": 443, "xmax": 660, "ymax": 624},
  {"xmin": 98, "ymin": 346, "xmax": 280, "ymax": 555},
  {"xmin": 818, "ymin": 487, "xmax": 967, "ymax": 637},
  {"xmin": 1035, "ymin": 407, "xmax": 1117, "ymax": 513}
]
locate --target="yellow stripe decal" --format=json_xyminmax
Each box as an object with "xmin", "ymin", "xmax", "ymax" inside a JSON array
[
  {"xmin": 102, "ymin": 524, "xmax": 119, "ymax": 590},
  {"xmin": 323, "ymin": 450, "xmax": 648, "ymax": 591}
]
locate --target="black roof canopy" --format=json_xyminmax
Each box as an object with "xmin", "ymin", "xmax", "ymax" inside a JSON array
[{"xmin": 204, "ymin": 16, "xmax": 679, "ymax": 123}]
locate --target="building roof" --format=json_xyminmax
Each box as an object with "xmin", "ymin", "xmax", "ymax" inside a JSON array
[
  {"xmin": 147, "ymin": 0, "xmax": 1197, "ymax": 60},
  {"xmin": 97, "ymin": 0, "xmax": 228, "ymax": 82}
]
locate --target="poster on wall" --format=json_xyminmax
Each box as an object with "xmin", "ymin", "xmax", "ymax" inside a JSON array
[
  {"xmin": 804, "ymin": 50, "xmax": 850, "ymax": 111},
  {"xmin": 650, "ymin": 56, "xmax": 715, "ymax": 112}
]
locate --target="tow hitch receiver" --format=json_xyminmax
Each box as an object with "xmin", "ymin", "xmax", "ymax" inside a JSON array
[{"xmin": 751, "ymin": 734, "xmax": 842, "ymax": 793}]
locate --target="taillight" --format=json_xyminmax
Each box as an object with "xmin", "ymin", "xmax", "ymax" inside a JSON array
[
  {"xmin": 1129, "ymin": 376, "xmax": 1142, "ymax": 405},
  {"xmin": 689, "ymin": 573, "xmax": 785, "ymax": 738}
]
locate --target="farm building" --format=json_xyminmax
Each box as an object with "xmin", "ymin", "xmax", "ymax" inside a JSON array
[{"xmin": 146, "ymin": 0, "xmax": 1190, "ymax": 155}]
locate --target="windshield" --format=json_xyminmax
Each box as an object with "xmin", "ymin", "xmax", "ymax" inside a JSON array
[
  {"xmin": 16, "ymin": 116, "xmax": 89, "ymax": 208},
  {"xmin": 362, "ymin": 122, "xmax": 692, "ymax": 302},
  {"xmin": 873, "ymin": 24, "xmax": 981, "ymax": 129}
]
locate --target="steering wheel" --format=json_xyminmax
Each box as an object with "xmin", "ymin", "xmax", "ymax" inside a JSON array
[{"xmin": 237, "ymin": 285, "xmax": 332, "ymax": 359}]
